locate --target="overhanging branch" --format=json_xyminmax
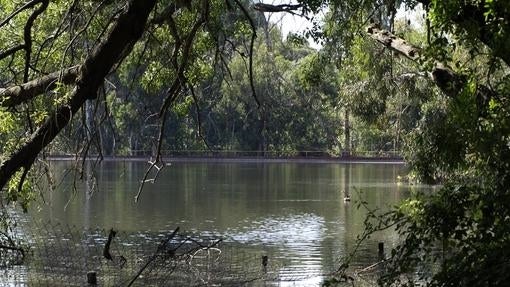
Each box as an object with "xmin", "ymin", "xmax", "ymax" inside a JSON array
[
  {"xmin": 0, "ymin": 0, "xmax": 158, "ymax": 192},
  {"xmin": 136, "ymin": 0, "xmax": 210, "ymax": 203},
  {"xmin": 253, "ymin": 3, "xmax": 302, "ymax": 13},
  {"xmin": 234, "ymin": 0, "xmax": 260, "ymax": 107},
  {"xmin": 414, "ymin": 0, "xmax": 510, "ymax": 66},
  {"xmin": 366, "ymin": 24, "xmax": 465, "ymax": 98},
  {"xmin": 0, "ymin": 0, "xmax": 44, "ymax": 29},
  {"xmin": 366, "ymin": 24, "xmax": 497, "ymax": 119},
  {"xmin": 366, "ymin": 25, "xmax": 420, "ymax": 61},
  {"xmin": 0, "ymin": 66, "xmax": 79, "ymax": 107}
]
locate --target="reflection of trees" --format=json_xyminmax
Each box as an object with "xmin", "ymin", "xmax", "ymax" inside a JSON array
[{"xmin": 33, "ymin": 162, "xmax": 410, "ymax": 273}]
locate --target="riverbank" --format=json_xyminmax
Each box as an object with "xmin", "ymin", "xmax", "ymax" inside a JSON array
[{"xmin": 46, "ymin": 155, "xmax": 405, "ymax": 164}]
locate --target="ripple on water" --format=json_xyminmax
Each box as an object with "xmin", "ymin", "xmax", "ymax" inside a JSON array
[{"xmin": 223, "ymin": 213, "xmax": 328, "ymax": 281}]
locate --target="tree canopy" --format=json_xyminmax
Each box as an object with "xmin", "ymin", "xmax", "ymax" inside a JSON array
[{"xmin": 0, "ymin": 0, "xmax": 509, "ymax": 285}]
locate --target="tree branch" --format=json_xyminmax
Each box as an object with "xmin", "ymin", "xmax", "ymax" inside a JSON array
[
  {"xmin": 0, "ymin": 45, "xmax": 25, "ymax": 61},
  {"xmin": 366, "ymin": 24, "xmax": 498, "ymax": 121},
  {"xmin": 414, "ymin": 0, "xmax": 510, "ymax": 66},
  {"xmin": 366, "ymin": 24, "xmax": 420, "ymax": 61},
  {"xmin": 253, "ymin": 3, "xmax": 302, "ymax": 13},
  {"xmin": 0, "ymin": 66, "xmax": 79, "ymax": 107},
  {"xmin": 366, "ymin": 24, "xmax": 465, "ymax": 98},
  {"xmin": 159, "ymin": 1, "xmax": 210, "ymax": 115},
  {"xmin": 0, "ymin": 0, "xmax": 44, "ymax": 29},
  {"xmin": 150, "ymin": 3, "xmax": 177, "ymax": 25},
  {"xmin": 0, "ymin": 0, "xmax": 157, "ymax": 192},
  {"xmin": 233, "ymin": 0, "xmax": 259, "ymax": 107},
  {"xmin": 23, "ymin": 0, "xmax": 49, "ymax": 82},
  {"xmin": 136, "ymin": 0, "xmax": 210, "ymax": 203}
]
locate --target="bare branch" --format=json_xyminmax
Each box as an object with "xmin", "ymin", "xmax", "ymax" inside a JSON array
[
  {"xmin": 366, "ymin": 24, "xmax": 420, "ymax": 61},
  {"xmin": 253, "ymin": 3, "xmax": 302, "ymax": 13},
  {"xmin": 0, "ymin": 0, "xmax": 43, "ymax": 29},
  {"xmin": 233, "ymin": 0, "xmax": 259, "ymax": 107},
  {"xmin": 127, "ymin": 227, "xmax": 180, "ymax": 287}
]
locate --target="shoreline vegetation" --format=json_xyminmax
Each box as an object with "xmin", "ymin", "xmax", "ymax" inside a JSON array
[{"xmin": 45, "ymin": 153, "xmax": 404, "ymax": 164}]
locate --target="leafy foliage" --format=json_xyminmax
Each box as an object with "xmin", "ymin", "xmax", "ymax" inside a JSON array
[{"xmin": 1, "ymin": 1, "xmax": 510, "ymax": 286}]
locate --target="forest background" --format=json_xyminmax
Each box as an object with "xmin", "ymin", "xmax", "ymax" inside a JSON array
[{"xmin": 0, "ymin": 0, "xmax": 509, "ymax": 285}]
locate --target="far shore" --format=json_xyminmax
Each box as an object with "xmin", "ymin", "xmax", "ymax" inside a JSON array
[{"xmin": 45, "ymin": 155, "xmax": 405, "ymax": 165}]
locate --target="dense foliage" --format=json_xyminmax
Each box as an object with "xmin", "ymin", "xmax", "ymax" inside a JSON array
[
  {"xmin": 0, "ymin": 0, "xmax": 509, "ymax": 285},
  {"xmin": 318, "ymin": 0, "xmax": 510, "ymax": 286}
]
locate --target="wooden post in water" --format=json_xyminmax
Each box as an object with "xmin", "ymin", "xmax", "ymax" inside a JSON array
[
  {"xmin": 87, "ymin": 271, "xmax": 97, "ymax": 285},
  {"xmin": 378, "ymin": 242, "xmax": 384, "ymax": 257},
  {"xmin": 262, "ymin": 255, "xmax": 268, "ymax": 273}
]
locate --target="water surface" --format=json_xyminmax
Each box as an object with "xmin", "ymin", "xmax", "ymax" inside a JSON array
[{"xmin": 28, "ymin": 160, "xmax": 413, "ymax": 285}]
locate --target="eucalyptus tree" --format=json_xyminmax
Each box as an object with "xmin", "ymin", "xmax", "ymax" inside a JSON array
[
  {"xmin": 0, "ymin": 0, "xmax": 262, "ymax": 205},
  {"xmin": 212, "ymin": 25, "xmax": 339, "ymax": 153}
]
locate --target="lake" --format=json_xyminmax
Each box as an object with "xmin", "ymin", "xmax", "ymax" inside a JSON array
[{"xmin": 14, "ymin": 160, "xmax": 416, "ymax": 285}]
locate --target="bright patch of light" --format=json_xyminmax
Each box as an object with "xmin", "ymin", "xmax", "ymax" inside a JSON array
[
  {"xmin": 258, "ymin": 0, "xmax": 324, "ymax": 50},
  {"xmin": 396, "ymin": 3, "xmax": 425, "ymax": 30}
]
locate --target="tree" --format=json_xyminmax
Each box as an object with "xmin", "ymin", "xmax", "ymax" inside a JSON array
[
  {"xmin": 1, "ymin": 0, "xmax": 509, "ymax": 284},
  {"xmin": 0, "ymin": 0, "xmax": 161, "ymax": 207},
  {"xmin": 322, "ymin": 0, "xmax": 510, "ymax": 285},
  {"xmin": 0, "ymin": 0, "xmax": 249, "ymax": 203},
  {"xmin": 250, "ymin": 0, "xmax": 510, "ymax": 285}
]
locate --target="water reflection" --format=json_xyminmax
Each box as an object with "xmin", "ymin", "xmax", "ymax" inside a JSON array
[{"xmin": 27, "ymin": 160, "xmax": 412, "ymax": 285}]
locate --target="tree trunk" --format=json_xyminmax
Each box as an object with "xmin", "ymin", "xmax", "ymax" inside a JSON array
[
  {"xmin": 0, "ymin": 0, "xmax": 157, "ymax": 191},
  {"xmin": 343, "ymin": 107, "xmax": 351, "ymax": 157}
]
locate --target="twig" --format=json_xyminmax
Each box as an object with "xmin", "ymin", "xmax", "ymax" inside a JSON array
[
  {"xmin": 103, "ymin": 228, "xmax": 117, "ymax": 261},
  {"xmin": 188, "ymin": 84, "xmax": 212, "ymax": 151},
  {"xmin": 357, "ymin": 259, "xmax": 386, "ymax": 274},
  {"xmin": 126, "ymin": 227, "xmax": 179, "ymax": 287},
  {"xmin": 0, "ymin": 0, "xmax": 43, "ymax": 29},
  {"xmin": 232, "ymin": 0, "xmax": 259, "ymax": 107}
]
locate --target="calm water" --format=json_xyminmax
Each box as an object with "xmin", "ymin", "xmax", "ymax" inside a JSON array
[{"xmin": 27, "ymin": 160, "xmax": 413, "ymax": 285}]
